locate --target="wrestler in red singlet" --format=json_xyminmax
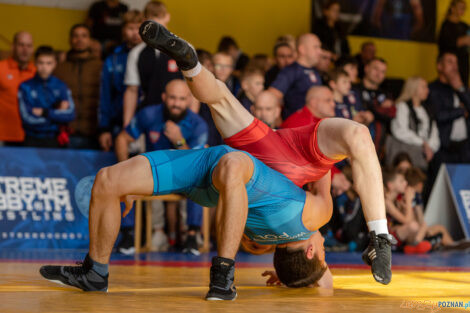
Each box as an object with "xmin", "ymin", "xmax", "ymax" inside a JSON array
[{"xmin": 224, "ymin": 118, "xmax": 339, "ymax": 187}]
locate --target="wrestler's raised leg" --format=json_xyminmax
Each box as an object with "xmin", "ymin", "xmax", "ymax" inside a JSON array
[{"xmin": 139, "ymin": 20, "xmax": 253, "ymax": 138}]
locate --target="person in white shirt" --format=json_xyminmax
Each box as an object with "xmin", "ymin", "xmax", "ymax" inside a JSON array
[{"xmin": 390, "ymin": 76, "xmax": 440, "ymax": 169}]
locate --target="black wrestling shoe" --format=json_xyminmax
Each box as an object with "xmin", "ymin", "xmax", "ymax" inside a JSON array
[
  {"xmin": 362, "ymin": 231, "xmax": 394, "ymax": 285},
  {"xmin": 139, "ymin": 20, "xmax": 198, "ymax": 70},
  {"xmin": 205, "ymin": 256, "xmax": 237, "ymax": 301},
  {"xmin": 39, "ymin": 254, "xmax": 108, "ymax": 292}
]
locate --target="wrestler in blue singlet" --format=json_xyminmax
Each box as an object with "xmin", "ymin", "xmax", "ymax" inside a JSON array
[{"xmin": 142, "ymin": 145, "xmax": 316, "ymax": 245}]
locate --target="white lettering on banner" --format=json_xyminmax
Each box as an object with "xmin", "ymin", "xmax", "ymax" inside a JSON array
[
  {"xmin": 459, "ymin": 190, "xmax": 470, "ymax": 222},
  {"xmin": 0, "ymin": 176, "xmax": 74, "ymax": 222}
]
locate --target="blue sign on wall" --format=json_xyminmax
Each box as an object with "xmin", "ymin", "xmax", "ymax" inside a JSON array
[
  {"xmin": 0, "ymin": 147, "xmax": 116, "ymax": 249},
  {"xmin": 446, "ymin": 164, "xmax": 470, "ymax": 238}
]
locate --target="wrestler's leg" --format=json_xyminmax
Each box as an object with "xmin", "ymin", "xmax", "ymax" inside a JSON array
[
  {"xmin": 138, "ymin": 20, "xmax": 253, "ymax": 138},
  {"xmin": 211, "ymin": 152, "xmax": 254, "ymax": 259},
  {"xmin": 316, "ymin": 118, "xmax": 386, "ymax": 223},
  {"xmin": 89, "ymin": 155, "xmax": 154, "ymax": 264}
]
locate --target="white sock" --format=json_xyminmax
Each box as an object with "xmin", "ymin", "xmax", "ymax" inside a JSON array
[
  {"xmin": 367, "ymin": 219, "xmax": 389, "ymax": 235},
  {"xmin": 182, "ymin": 62, "xmax": 201, "ymax": 78}
]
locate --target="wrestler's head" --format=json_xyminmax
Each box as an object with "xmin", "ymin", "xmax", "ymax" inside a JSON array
[
  {"xmin": 273, "ymin": 231, "xmax": 332, "ymax": 288},
  {"xmin": 162, "ymin": 79, "xmax": 192, "ymax": 120}
]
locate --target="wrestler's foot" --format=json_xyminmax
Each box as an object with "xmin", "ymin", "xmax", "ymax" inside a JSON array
[
  {"xmin": 362, "ymin": 231, "xmax": 394, "ymax": 285},
  {"xmin": 139, "ymin": 20, "xmax": 198, "ymax": 71},
  {"xmin": 39, "ymin": 254, "xmax": 108, "ymax": 292},
  {"xmin": 205, "ymin": 256, "xmax": 237, "ymax": 301}
]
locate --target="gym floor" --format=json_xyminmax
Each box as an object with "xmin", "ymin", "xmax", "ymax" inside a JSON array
[{"xmin": 1, "ymin": 250, "xmax": 469, "ymax": 313}]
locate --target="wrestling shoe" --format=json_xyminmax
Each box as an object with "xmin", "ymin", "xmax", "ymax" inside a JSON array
[
  {"xmin": 39, "ymin": 254, "xmax": 108, "ymax": 292},
  {"xmin": 205, "ymin": 256, "xmax": 237, "ymax": 301},
  {"xmin": 139, "ymin": 20, "xmax": 198, "ymax": 70},
  {"xmin": 362, "ymin": 231, "xmax": 394, "ymax": 285},
  {"xmin": 403, "ymin": 241, "xmax": 432, "ymax": 254}
]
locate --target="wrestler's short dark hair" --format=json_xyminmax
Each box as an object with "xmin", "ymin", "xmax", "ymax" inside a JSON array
[{"xmin": 273, "ymin": 247, "xmax": 327, "ymax": 288}]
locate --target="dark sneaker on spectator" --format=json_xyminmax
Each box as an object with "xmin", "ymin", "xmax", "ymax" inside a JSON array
[
  {"xmin": 39, "ymin": 254, "xmax": 108, "ymax": 292},
  {"xmin": 206, "ymin": 257, "xmax": 237, "ymax": 301},
  {"xmin": 139, "ymin": 20, "xmax": 198, "ymax": 70},
  {"xmin": 183, "ymin": 234, "xmax": 200, "ymax": 256}
]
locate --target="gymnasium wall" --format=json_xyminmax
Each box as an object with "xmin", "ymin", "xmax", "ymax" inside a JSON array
[{"xmin": 0, "ymin": 0, "xmax": 468, "ymax": 81}]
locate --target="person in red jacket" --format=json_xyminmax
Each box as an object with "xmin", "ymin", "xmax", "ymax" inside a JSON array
[{"xmin": 140, "ymin": 20, "xmax": 394, "ymax": 285}]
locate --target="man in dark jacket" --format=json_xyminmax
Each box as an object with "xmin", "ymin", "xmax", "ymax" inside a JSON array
[
  {"xmin": 427, "ymin": 51, "xmax": 470, "ymax": 178},
  {"xmin": 55, "ymin": 24, "xmax": 102, "ymax": 149}
]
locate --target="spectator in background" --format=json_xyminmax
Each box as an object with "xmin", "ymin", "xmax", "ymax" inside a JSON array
[
  {"xmin": 98, "ymin": 10, "xmax": 144, "ymax": 152},
  {"xmin": 115, "ymin": 80, "xmax": 208, "ymax": 253},
  {"xmin": 393, "ymin": 152, "xmax": 413, "ymax": 174},
  {"xmin": 19, "ymin": 46, "xmax": 75, "ymax": 148},
  {"xmin": 356, "ymin": 57, "xmax": 396, "ymax": 154},
  {"xmin": 213, "ymin": 52, "xmax": 240, "ymax": 96},
  {"xmin": 312, "ymin": 0, "xmax": 350, "ymax": 58},
  {"xmin": 0, "ymin": 31, "xmax": 35, "ymax": 145},
  {"xmin": 383, "ymin": 168, "xmax": 432, "ymax": 254},
  {"xmin": 355, "ymin": 41, "xmax": 376, "ymax": 79},
  {"xmin": 251, "ymin": 91, "xmax": 281, "ymax": 129},
  {"xmin": 237, "ymin": 68, "xmax": 265, "ymax": 110},
  {"xmin": 86, "ymin": 0, "xmax": 128, "ymax": 57},
  {"xmin": 248, "ymin": 54, "xmax": 271, "ymax": 73},
  {"xmin": 426, "ymin": 52, "xmax": 470, "ymax": 201},
  {"xmin": 196, "ymin": 49, "xmax": 214, "ymax": 73},
  {"xmin": 336, "ymin": 56, "xmax": 359, "ymax": 85},
  {"xmin": 316, "ymin": 49, "xmax": 334, "ymax": 84},
  {"xmin": 269, "ymin": 33, "xmax": 323, "ymax": 119},
  {"xmin": 281, "ymin": 86, "xmax": 335, "ymax": 128},
  {"xmin": 264, "ymin": 42, "xmax": 296, "ymax": 88},
  {"xmin": 438, "ymin": 0, "xmax": 470, "ymax": 86},
  {"xmin": 196, "ymin": 49, "xmax": 224, "ymax": 147},
  {"xmin": 217, "ymin": 36, "xmax": 250, "ymax": 77},
  {"xmin": 54, "ymin": 24, "xmax": 102, "ymax": 149},
  {"xmin": 389, "ymin": 77, "xmax": 440, "ymax": 170},
  {"xmin": 123, "ymin": 1, "xmax": 182, "ymax": 127},
  {"xmin": 329, "ymin": 69, "xmax": 373, "ymax": 126}
]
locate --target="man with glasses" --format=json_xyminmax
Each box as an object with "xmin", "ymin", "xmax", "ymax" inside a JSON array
[{"xmin": 212, "ymin": 52, "xmax": 240, "ymax": 96}]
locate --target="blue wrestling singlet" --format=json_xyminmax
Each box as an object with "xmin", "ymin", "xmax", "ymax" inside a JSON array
[{"xmin": 142, "ymin": 145, "xmax": 316, "ymax": 245}]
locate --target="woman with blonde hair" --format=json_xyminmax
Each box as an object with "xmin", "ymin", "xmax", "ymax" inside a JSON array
[{"xmin": 388, "ymin": 76, "xmax": 440, "ymax": 169}]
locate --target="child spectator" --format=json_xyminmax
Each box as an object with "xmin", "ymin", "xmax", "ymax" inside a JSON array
[
  {"xmin": 336, "ymin": 56, "xmax": 359, "ymax": 85},
  {"xmin": 18, "ymin": 46, "xmax": 75, "ymax": 148},
  {"xmin": 329, "ymin": 69, "xmax": 373, "ymax": 126},
  {"xmin": 237, "ymin": 68, "xmax": 265, "ymax": 110},
  {"xmin": 393, "ymin": 152, "xmax": 413, "ymax": 174},
  {"xmin": 217, "ymin": 36, "xmax": 250, "ymax": 77},
  {"xmin": 405, "ymin": 167, "xmax": 470, "ymax": 250},
  {"xmin": 383, "ymin": 168, "xmax": 431, "ymax": 254}
]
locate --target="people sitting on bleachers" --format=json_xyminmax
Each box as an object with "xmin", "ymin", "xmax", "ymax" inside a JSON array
[
  {"xmin": 19, "ymin": 46, "xmax": 75, "ymax": 148},
  {"xmin": 268, "ymin": 33, "xmax": 323, "ymax": 119}
]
